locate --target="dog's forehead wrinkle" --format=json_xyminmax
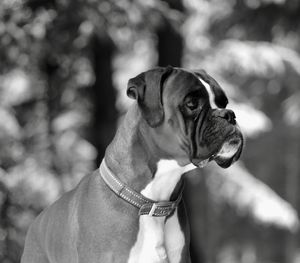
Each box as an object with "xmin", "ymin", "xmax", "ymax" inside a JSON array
[
  {"xmin": 169, "ymin": 70, "xmax": 199, "ymax": 86},
  {"xmin": 164, "ymin": 72, "xmax": 205, "ymax": 104}
]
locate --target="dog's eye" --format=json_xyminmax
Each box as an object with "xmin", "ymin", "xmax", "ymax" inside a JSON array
[{"xmin": 185, "ymin": 98, "xmax": 199, "ymax": 111}]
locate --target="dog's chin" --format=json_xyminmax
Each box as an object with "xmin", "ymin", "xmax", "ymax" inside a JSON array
[
  {"xmin": 214, "ymin": 156, "xmax": 235, "ymax": 168},
  {"xmin": 213, "ymin": 135, "xmax": 243, "ymax": 168},
  {"xmin": 191, "ymin": 155, "xmax": 235, "ymax": 169},
  {"xmin": 192, "ymin": 135, "xmax": 243, "ymax": 169}
]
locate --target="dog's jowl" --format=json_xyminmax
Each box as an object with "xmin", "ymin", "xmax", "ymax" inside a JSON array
[{"xmin": 21, "ymin": 67, "xmax": 243, "ymax": 263}]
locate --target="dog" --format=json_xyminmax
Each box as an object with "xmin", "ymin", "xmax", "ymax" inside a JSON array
[{"xmin": 21, "ymin": 66, "xmax": 243, "ymax": 263}]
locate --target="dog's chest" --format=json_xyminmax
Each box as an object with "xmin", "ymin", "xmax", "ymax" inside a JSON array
[
  {"xmin": 127, "ymin": 160, "xmax": 191, "ymax": 263},
  {"xmin": 127, "ymin": 210, "xmax": 184, "ymax": 263}
]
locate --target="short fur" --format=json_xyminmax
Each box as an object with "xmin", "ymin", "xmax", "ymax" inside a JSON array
[{"xmin": 21, "ymin": 67, "xmax": 243, "ymax": 263}]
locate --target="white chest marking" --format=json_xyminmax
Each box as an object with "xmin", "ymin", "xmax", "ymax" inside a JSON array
[
  {"xmin": 198, "ymin": 78, "xmax": 216, "ymax": 109},
  {"xmin": 127, "ymin": 160, "xmax": 195, "ymax": 263}
]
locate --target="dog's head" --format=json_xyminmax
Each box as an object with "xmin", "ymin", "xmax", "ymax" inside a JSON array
[{"xmin": 127, "ymin": 66, "xmax": 243, "ymax": 168}]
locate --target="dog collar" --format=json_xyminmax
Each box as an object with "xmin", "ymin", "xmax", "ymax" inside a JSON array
[{"xmin": 99, "ymin": 159, "xmax": 184, "ymax": 217}]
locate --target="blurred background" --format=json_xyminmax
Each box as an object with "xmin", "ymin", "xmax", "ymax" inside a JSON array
[{"xmin": 1, "ymin": 0, "xmax": 300, "ymax": 262}]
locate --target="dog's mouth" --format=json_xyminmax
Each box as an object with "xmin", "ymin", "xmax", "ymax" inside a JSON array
[
  {"xmin": 212, "ymin": 135, "xmax": 243, "ymax": 168},
  {"xmin": 192, "ymin": 133, "xmax": 243, "ymax": 169}
]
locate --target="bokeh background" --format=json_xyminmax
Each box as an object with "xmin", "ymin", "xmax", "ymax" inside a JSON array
[{"xmin": 1, "ymin": 0, "xmax": 300, "ymax": 262}]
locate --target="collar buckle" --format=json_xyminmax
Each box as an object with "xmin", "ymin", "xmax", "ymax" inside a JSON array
[
  {"xmin": 148, "ymin": 203, "xmax": 157, "ymax": 216},
  {"xmin": 141, "ymin": 201, "xmax": 178, "ymax": 217}
]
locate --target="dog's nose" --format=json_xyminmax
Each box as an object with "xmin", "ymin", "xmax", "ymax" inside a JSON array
[{"xmin": 215, "ymin": 109, "xmax": 236, "ymax": 124}]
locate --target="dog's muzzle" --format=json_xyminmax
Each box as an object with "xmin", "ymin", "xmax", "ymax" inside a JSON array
[{"xmin": 191, "ymin": 108, "xmax": 243, "ymax": 168}]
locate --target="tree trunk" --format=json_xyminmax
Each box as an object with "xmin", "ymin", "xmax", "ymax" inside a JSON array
[
  {"xmin": 156, "ymin": 0, "xmax": 184, "ymax": 67},
  {"xmin": 90, "ymin": 32, "xmax": 118, "ymax": 166}
]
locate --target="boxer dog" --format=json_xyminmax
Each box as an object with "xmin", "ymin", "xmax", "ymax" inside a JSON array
[{"xmin": 21, "ymin": 67, "xmax": 243, "ymax": 263}]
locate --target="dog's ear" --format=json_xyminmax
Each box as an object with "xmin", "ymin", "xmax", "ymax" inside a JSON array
[
  {"xmin": 127, "ymin": 66, "xmax": 173, "ymax": 127},
  {"xmin": 193, "ymin": 69, "xmax": 228, "ymax": 108}
]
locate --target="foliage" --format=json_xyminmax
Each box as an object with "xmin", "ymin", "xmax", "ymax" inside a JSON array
[{"xmin": 206, "ymin": 163, "xmax": 299, "ymax": 231}]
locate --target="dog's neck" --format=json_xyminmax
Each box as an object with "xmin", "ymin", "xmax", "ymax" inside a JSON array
[
  {"xmin": 105, "ymin": 104, "xmax": 193, "ymax": 200},
  {"xmin": 105, "ymin": 104, "xmax": 163, "ymax": 194}
]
